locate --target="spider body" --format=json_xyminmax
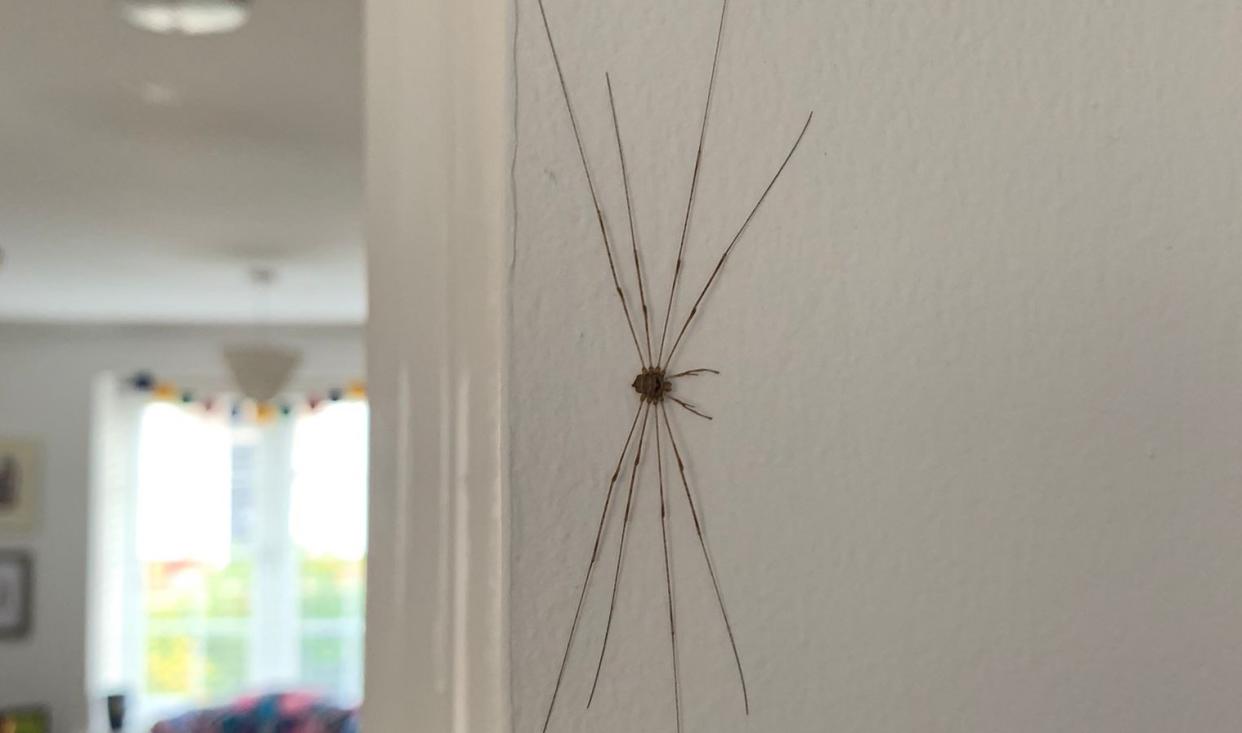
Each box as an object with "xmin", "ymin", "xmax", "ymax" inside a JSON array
[{"xmin": 632, "ymin": 367, "xmax": 671, "ymax": 403}]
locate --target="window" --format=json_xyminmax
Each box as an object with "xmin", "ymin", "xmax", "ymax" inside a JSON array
[{"xmin": 93, "ymin": 384, "xmax": 367, "ymax": 727}]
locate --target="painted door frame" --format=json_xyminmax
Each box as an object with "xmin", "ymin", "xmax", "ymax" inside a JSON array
[{"xmin": 364, "ymin": 0, "xmax": 512, "ymax": 730}]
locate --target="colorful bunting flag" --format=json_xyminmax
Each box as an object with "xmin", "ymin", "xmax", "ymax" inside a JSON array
[{"xmin": 123, "ymin": 371, "xmax": 365, "ymax": 426}]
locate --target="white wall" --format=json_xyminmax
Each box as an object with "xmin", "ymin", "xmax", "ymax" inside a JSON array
[
  {"xmin": 511, "ymin": 1, "xmax": 1242, "ymax": 731},
  {"xmin": 0, "ymin": 323, "xmax": 362, "ymax": 733}
]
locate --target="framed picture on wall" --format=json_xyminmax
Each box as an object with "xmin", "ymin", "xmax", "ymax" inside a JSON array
[
  {"xmin": 0, "ymin": 551, "xmax": 32, "ymax": 639},
  {"xmin": 0, "ymin": 439, "xmax": 38, "ymax": 530}
]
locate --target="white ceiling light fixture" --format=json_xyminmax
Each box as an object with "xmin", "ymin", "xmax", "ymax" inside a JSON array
[
  {"xmin": 224, "ymin": 345, "xmax": 302, "ymax": 403},
  {"xmin": 224, "ymin": 267, "xmax": 303, "ymax": 402},
  {"xmin": 118, "ymin": 0, "xmax": 252, "ymax": 36}
]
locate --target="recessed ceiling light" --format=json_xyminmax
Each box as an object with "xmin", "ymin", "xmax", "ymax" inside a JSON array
[{"xmin": 118, "ymin": 0, "xmax": 252, "ymax": 36}]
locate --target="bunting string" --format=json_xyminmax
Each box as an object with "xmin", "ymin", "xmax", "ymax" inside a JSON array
[{"xmin": 126, "ymin": 371, "xmax": 366, "ymax": 426}]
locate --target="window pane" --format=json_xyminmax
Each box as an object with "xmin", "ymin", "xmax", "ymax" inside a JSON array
[
  {"xmin": 204, "ymin": 634, "xmax": 249, "ymax": 698},
  {"xmin": 290, "ymin": 402, "xmax": 368, "ymax": 560},
  {"xmin": 230, "ymin": 442, "xmax": 258, "ymax": 546},
  {"xmin": 145, "ymin": 562, "xmax": 203, "ymax": 620},
  {"xmin": 291, "ymin": 403, "xmax": 368, "ymax": 703},
  {"xmin": 300, "ymin": 557, "xmax": 363, "ymax": 619},
  {"xmin": 137, "ymin": 404, "xmax": 232, "ymax": 566},
  {"xmin": 298, "ymin": 559, "xmax": 364, "ymax": 701},
  {"xmin": 142, "ymin": 558, "xmax": 255, "ymax": 703},
  {"xmin": 300, "ymin": 636, "xmax": 346, "ymax": 692},
  {"xmin": 206, "ymin": 555, "xmax": 252, "ymax": 617},
  {"xmin": 146, "ymin": 634, "xmax": 197, "ymax": 695}
]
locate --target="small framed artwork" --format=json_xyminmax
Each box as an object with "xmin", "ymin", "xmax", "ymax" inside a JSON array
[
  {"xmin": 0, "ymin": 551, "xmax": 32, "ymax": 639},
  {"xmin": 0, "ymin": 440, "xmax": 38, "ymax": 530}
]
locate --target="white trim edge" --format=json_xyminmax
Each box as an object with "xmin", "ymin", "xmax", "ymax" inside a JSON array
[{"xmin": 364, "ymin": 0, "xmax": 512, "ymax": 729}]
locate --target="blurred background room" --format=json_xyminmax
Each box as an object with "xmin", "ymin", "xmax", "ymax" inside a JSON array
[{"xmin": 0, "ymin": 2, "xmax": 365, "ymax": 731}]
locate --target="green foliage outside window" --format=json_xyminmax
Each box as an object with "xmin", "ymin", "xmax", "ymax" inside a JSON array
[{"xmin": 143, "ymin": 554, "xmax": 364, "ymax": 700}]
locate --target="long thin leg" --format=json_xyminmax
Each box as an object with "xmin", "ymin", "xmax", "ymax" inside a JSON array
[
  {"xmin": 660, "ymin": 403, "xmax": 749, "ymax": 713},
  {"xmin": 669, "ymin": 368, "xmax": 720, "ymax": 378},
  {"xmin": 606, "ymin": 73, "xmax": 654, "ymax": 365},
  {"xmin": 671, "ymin": 396, "xmax": 713, "ymax": 421},
  {"xmin": 657, "ymin": 0, "xmax": 731, "ymax": 366},
  {"xmin": 587, "ymin": 404, "xmax": 653, "ymax": 706},
  {"xmin": 655, "ymin": 410, "xmax": 683, "ymax": 733},
  {"xmin": 542, "ymin": 403, "xmax": 646, "ymax": 733},
  {"xmin": 536, "ymin": 0, "xmax": 648, "ymax": 368},
  {"xmin": 664, "ymin": 112, "xmax": 815, "ymax": 368}
]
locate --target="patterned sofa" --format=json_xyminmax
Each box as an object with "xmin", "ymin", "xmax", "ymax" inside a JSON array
[{"xmin": 151, "ymin": 693, "xmax": 358, "ymax": 733}]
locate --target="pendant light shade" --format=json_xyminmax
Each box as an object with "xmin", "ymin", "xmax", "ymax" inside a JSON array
[
  {"xmin": 224, "ymin": 345, "xmax": 301, "ymax": 402},
  {"xmin": 119, "ymin": 0, "xmax": 252, "ymax": 36}
]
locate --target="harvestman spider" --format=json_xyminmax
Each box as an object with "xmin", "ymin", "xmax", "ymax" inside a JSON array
[{"xmin": 536, "ymin": 0, "xmax": 813, "ymax": 730}]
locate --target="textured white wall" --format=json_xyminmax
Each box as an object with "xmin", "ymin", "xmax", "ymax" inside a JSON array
[
  {"xmin": 0, "ymin": 324, "xmax": 362, "ymax": 733},
  {"xmin": 511, "ymin": 1, "xmax": 1242, "ymax": 731}
]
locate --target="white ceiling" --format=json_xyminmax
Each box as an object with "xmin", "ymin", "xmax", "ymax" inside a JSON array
[{"xmin": 0, "ymin": 0, "xmax": 364, "ymax": 324}]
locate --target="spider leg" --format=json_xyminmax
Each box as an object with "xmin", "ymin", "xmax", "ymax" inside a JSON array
[
  {"xmin": 587, "ymin": 404, "xmax": 653, "ymax": 707},
  {"xmin": 669, "ymin": 368, "xmax": 720, "ymax": 379},
  {"xmin": 660, "ymin": 403, "xmax": 750, "ymax": 714},
  {"xmin": 542, "ymin": 403, "xmax": 645, "ymax": 733},
  {"xmin": 607, "ymin": 73, "xmax": 655, "ymax": 365},
  {"xmin": 657, "ymin": 0, "xmax": 731, "ymax": 366},
  {"xmin": 671, "ymin": 396, "xmax": 713, "ymax": 421},
  {"xmin": 664, "ymin": 112, "xmax": 815, "ymax": 369},
  {"xmin": 537, "ymin": 0, "xmax": 648, "ymax": 369},
  {"xmin": 655, "ymin": 406, "xmax": 683, "ymax": 733}
]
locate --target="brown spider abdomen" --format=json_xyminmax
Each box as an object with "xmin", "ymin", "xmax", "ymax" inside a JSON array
[{"xmin": 632, "ymin": 367, "xmax": 670, "ymax": 403}]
